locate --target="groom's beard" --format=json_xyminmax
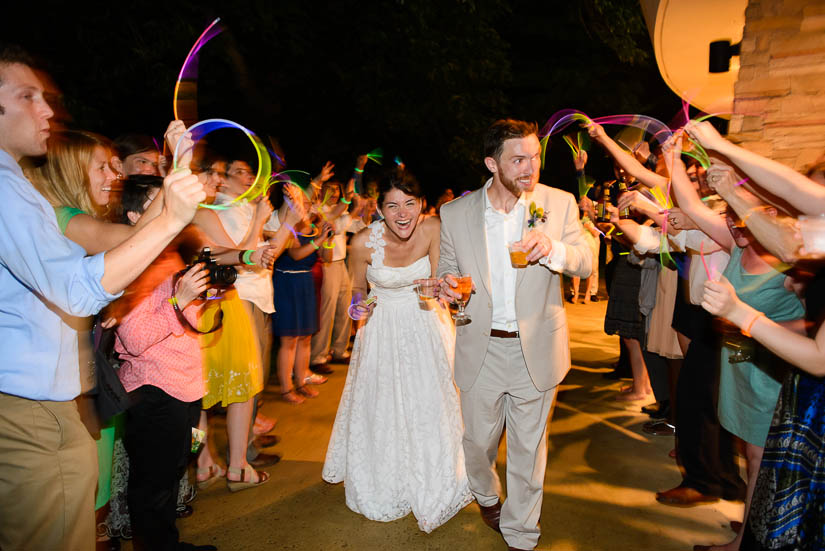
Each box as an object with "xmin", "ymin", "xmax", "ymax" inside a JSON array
[{"xmin": 499, "ymin": 171, "xmax": 536, "ymax": 198}]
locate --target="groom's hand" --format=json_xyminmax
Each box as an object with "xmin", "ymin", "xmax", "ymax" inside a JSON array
[
  {"xmin": 438, "ymin": 274, "xmax": 462, "ymax": 303},
  {"xmin": 515, "ymin": 230, "xmax": 553, "ymax": 263}
]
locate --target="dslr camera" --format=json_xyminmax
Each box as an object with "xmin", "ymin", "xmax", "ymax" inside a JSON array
[{"xmin": 188, "ymin": 247, "xmax": 238, "ymax": 286}]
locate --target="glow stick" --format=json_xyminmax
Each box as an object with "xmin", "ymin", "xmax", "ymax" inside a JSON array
[
  {"xmin": 173, "ymin": 18, "xmax": 224, "ymax": 123},
  {"xmin": 172, "ymin": 118, "xmax": 271, "ymax": 210},
  {"xmin": 366, "ymin": 148, "xmax": 383, "ymax": 165},
  {"xmin": 562, "ymin": 134, "xmax": 578, "ymax": 158},
  {"xmin": 700, "ymin": 242, "xmax": 713, "ymax": 281},
  {"xmin": 578, "ymin": 174, "xmax": 595, "ymax": 199},
  {"xmin": 271, "ymin": 170, "xmax": 312, "ymax": 198},
  {"xmin": 540, "ymin": 134, "xmax": 550, "ymax": 170}
]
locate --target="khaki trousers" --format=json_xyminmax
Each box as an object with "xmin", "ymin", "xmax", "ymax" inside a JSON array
[
  {"xmin": 460, "ymin": 337, "xmax": 556, "ymax": 550},
  {"xmin": 0, "ymin": 392, "xmax": 97, "ymax": 551},
  {"xmin": 310, "ymin": 260, "xmax": 352, "ymax": 364}
]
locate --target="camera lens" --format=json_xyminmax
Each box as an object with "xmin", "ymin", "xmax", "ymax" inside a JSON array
[{"xmin": 211, "ymin": 265, "xmax": 238, "ymax": 286}]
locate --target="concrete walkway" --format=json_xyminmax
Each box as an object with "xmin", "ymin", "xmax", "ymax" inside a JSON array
[{"xmin": 144, "ymin": 300, "xmax": 744, "ymax": 550}]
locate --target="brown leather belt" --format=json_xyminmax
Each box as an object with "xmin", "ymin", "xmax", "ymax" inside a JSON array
[{"xmin": 490, "ymin": 329, "xmax": 519, "ymax": 338}]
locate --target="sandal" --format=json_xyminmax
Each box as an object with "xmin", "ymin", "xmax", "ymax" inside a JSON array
[
  {"xmin": 304, "ymin": 373, "xmax": 328, "ymax": 385},
  {"xmin": 281, "ymin": 389, "xmax": 305, "ymax": 404},
  {"xmin": 196, "ymin": 464, "xmax": 225, "ymax": 490},
  {"xmin": 226, "ymin": 465, "xmax": 270, "ymax": 493},
  {"xmin": 296, "ymin": 385, "xmax": 319, "ymax": 399}
]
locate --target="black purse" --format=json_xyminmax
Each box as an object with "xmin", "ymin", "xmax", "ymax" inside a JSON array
[{"xmin": 92, "ymin": 321, "xmax": 131, "ymax": 421}]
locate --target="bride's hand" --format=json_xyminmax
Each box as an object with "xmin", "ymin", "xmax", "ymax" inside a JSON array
[{"xmin": 347, "ymin": 292, "xmax": 376, "ymax": 321}]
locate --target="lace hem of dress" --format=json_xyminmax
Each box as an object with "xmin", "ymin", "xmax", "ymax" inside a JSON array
[{"xmin": 364, "ymin": 221, "xmax": 386, "ymax": 268}]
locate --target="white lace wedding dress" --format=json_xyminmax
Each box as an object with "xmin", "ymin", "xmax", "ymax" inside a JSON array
[{"xmin": 322, "ymin": 221, "xmax": 473, "ymax": 533}]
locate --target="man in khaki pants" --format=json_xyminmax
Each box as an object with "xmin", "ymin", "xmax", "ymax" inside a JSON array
[
  {"xmin": 0, "ymin": 45, "xmax": 205, "ymax": 550},
  {"xmin": 439, "ymin": 119, "xmax": 591, "ymax": 550}
]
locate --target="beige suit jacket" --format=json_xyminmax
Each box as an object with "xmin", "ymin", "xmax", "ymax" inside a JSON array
[{"xmin": 438, "ymin": 182, "xmax": 592, "ymax": 392}]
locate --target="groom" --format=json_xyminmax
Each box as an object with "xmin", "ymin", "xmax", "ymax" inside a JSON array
[{"xmin": 438, "ymin": 119, "xmax": 591, "ymax": 550}]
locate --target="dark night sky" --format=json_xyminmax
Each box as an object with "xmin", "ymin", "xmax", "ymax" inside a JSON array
[{"xmin": 4, "ymin": 0, "xmax": 685, "ymax": 200}]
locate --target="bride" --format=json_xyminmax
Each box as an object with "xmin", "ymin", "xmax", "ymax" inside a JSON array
[{"xmin": 322, "ymin": 166, "xmax": 473, "ymax": 532}]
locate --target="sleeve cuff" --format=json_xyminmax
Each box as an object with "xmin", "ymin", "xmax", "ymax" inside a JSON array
[
  {"xmin": 633, "ymin": 225, "xmax": 663, "ymax": 254},
  {"xmin": 89, "ymin": 252, "xmax": 124, "ymax": 302},
  {"xmin": 539, "ymin": 239, "xmax": 567, "ymax": 272}
]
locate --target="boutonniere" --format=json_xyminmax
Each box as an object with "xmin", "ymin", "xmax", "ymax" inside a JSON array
[{"xmin": 527, "ymin": 201, "xmax": 547, "ymax": 228}]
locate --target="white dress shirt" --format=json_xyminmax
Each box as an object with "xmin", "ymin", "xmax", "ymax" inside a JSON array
[
  {"xmin": 483, "ymin": 180, "xmax": 567, "ymax": 332},
  {"xmin": 215, "ymin": 192, "xmax": 274, "ymax": 313}
]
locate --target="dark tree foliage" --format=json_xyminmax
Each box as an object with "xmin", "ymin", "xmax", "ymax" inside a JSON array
[{"xmin": 3, "ymin": 0, "xmax": 681, "ymax": 198}]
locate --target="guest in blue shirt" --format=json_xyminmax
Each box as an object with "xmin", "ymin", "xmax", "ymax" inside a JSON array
[{"xmin": 0, "ymin": 44, "xmax": 207, "ymax": 551}]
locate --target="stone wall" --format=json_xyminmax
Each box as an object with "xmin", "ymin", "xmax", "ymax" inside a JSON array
[{"xmin": 729, "ymin": 0, "xmax": 825, "ymax": 170}]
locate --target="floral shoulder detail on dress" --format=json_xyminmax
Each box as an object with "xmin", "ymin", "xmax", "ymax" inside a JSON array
[{"xmin": 364, "ymin": 221, "xmax": 386, "ymax": 267}]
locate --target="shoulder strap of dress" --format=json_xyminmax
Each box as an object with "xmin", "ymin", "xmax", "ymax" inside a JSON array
[{"xmin": 364, "ymin": 221, "xmax": 386, "ymax": 267}]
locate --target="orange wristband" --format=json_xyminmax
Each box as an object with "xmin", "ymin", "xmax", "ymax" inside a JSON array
[{"xmin": 741, "ymin": 312, "xmax": 763, "ymax": 338}]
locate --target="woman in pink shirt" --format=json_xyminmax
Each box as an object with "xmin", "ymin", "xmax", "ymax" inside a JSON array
[{"xmin": 111, "ymin": 176, "xmax": 215, "ymax": 551}]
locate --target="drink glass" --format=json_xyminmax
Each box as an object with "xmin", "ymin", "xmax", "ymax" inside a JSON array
[
  {"xmin": 799, "ymin": 214, "xmax": 825, "ymax": 258},
  {"xmin": 452, "ymin": 274, "xmax": 473, "ymax": 323},
  {"xmin": 508, "ymin": 242, "xmax": 528, "ymax": 268},
  {"xmin": 416, "ymin": 278, "xmax": 439, "ymax": 300}
]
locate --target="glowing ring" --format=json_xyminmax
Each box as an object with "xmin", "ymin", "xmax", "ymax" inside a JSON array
[{"xmin": 172, "ymin": 118, "xmax": 271, "ymax": 210}]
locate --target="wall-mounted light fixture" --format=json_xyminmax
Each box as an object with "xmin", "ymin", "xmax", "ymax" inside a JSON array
[{"xmin": 709, "ymin": 40, "xmax": 742, "ymax": 73}]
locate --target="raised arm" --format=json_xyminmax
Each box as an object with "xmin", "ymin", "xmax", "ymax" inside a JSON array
[
  {"xmin": 664, "ymin": 137, "xmax": 733, "ymax": 252},
  {"xmin": 706, "ymin": 163, "xmax": 802, "ymax": 263},
  {"xmin": 685, "ymin": 120, "xmax": 825, "ymax": 215},
  {"xmin": 587, "ymin": 122, "xmax": 669, "ymax": 190},
  {"xmin": 100, "ymin": 169, "xmax": 205, "ymax": 294},
  {"xmin": 703, "ymin": 276, "xmax": 824, "ymax": 376}
]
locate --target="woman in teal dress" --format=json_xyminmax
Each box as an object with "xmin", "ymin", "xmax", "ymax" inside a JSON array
[
  {"xmin": 665, "ymin": 144, "xmax": 804, "ymax": 551},
  {"xmin": 717, "ymin": 245, "xmax": 803, "ymax": 448}
]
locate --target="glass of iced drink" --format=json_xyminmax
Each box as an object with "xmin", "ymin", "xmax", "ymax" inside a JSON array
[{"xmin": 508, "ymin": 242, "xmax": 529, "ymax": 268}]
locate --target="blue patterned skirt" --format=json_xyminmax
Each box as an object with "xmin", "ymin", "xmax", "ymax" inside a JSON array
[{"xmin": 744, "ymin": 370, "xmax": 825, "ymax": 550}]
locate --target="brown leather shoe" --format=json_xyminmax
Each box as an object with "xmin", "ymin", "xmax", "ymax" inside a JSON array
[
  {"xmin": 479, "ymin": 501, "xmax": 502, "ymax": 533},
  {"xmin": 642, "ymin": 420, "xmax": 675, "ymax": 436},
  {"xmin": 656, "ymin": 485, "xmax": 719, "ymax": 507},
  {"xmin": 253, "ymin": 434, "xmax": 280, "ymax": 449},
  {"xmin": 248, "ymin": 452, "xmax": 281, "ymax": 469}
]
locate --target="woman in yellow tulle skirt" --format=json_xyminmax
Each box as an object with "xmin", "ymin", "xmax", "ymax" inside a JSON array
[
  {"xmin": 195, "ymin": 284, "xmax": 268, "ymax": 490},
  {"xmin": 201, "ymin": 289, "xmax": 263, "ymax": 408}
]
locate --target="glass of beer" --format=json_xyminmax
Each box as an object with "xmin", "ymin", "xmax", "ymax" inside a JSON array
[
  {"xmin": 508, "ymin": 242, "xmax": 529, "ymax": 268},
  {"xmin": 416, "ymin": 278, "xmax": 439, "ymax": 300},
  {"xmin": 452, "ymin": 273, "xmax": 473, "ymax": 323}
]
